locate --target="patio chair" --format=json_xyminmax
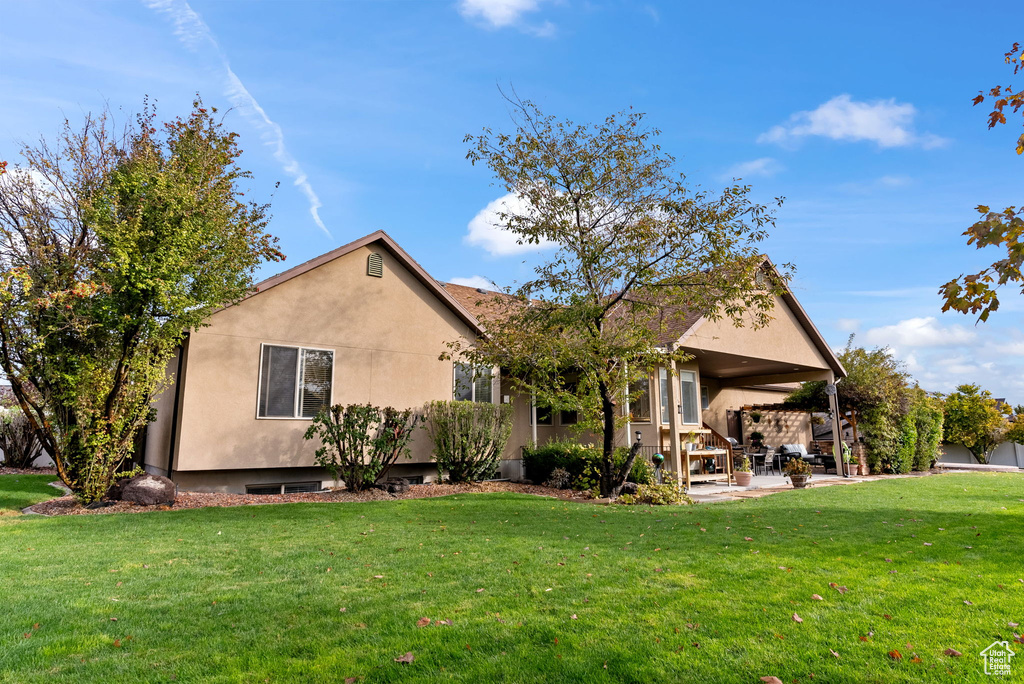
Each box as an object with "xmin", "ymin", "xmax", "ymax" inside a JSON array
[{"xmin": 758, "ymin": 448, "xmax": 779, "ymax": 476}]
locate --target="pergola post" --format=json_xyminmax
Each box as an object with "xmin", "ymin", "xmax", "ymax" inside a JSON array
[{"xmin": 827, "ymin": 374, "xmax": 847, "ymax": 477}]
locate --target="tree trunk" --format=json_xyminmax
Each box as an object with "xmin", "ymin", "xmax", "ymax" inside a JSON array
[{"xmin": 598, "ymin": 380, "xmax": 618, "ymax": 498}]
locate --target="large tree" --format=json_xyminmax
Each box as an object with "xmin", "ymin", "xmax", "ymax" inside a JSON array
[
  {"xmin": 0, "ymin": 99, "xmax": 282, "ymax": 501},
  {"xmin": 940, "ymin": 42, "xmax": 1024, "ymax": 321},
  {"xmin": 785, "ymin": 335, "xmax": 908, "ymax": 445},
  {"xmin": 451, "ymin": 96, "xmax": 786, "ymax": 498},
  {"xmin": 943, "ymin": 384, "xmax": 1008, "ymax": 463}
]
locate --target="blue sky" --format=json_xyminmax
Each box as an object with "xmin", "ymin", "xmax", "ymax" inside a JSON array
[{"xmin": 2, "ymin": 1, "xmax": 1022, "ymax": 401}]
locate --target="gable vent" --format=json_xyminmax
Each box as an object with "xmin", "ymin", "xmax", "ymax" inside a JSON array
[{"xmin": 367, "ymin": 252, "xmax": 383, "ymax": 278}]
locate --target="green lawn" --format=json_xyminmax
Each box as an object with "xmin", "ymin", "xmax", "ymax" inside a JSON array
[
  {"xmin": 0, "ymin": 474, "xmax": 61, "ymax": 516},
  {"xmin": 0, "ymin": 473, "xmax": 1022, "ymax": 683}
]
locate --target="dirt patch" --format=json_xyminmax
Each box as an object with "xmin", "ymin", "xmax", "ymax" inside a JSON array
[
  {"xmin": 0, "ymin": 466, "xmax": 57, "ymax": 476},
  {"xmin": 27, "ymin": 481, "xmax": 594, "ymax": 516}
]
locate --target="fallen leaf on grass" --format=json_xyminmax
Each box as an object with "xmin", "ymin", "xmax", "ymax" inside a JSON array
[
  {"xmin": 416, "ymin": 617, "xmax": 431, "ymax": 627},
  {"xmin": 792, "ymin": 613, "xmax": 803, "ymax": 623},
  {"xmin": 963, "ymin": 600, "xmax": 974, "ymax": 605},
  {"xmin": 570, "ymin": 614, "xmax": 577, "ymax": 620},
  {"xmin": 828, "ymin": 582, "xmax": 848, "ymax": 594},
  {"xmin": 113, "ymin": 639, "xmax": 121, "ymax": 648},
  {"xmin": 345, "ymin": 678, "xmax": 359, "ymax": 684},
  {"xmin": 859, "ymin": 636, "xmax": 869, "ymax": 642},
  {"xmin": 911, "ymin": 655, "xmax": 922, "ymax": 663},
  {"xmin": 1010, "ymin": 622, "xmax": 1019, "ymax": 628},
  {"xmin": 883, "ymin": 614, "xmax": 892, "ymax": 620},
  {"xmin": 744, "ymin": 537, "xmax": 754, "ymax": 541},
  {"xmin": 889, "ymin": 649, "xmax": 902, "ymax": 660},
  {"xmin": 944, "ymin": 648, "xmax": 962, "ymax": 657},
  {"xmin": 811, "ymin": 594, "xmax": 823, "ymax": 601},
  {"xmin": 476, "ymin": 588, "xmax": 484, "ymax": 593},
  {"xmin": 829, "ymin": 649, "xmax": 840, "ymax": 659},
  {"xmin": 394, "ymin": 652, "xmax": 414, "ymax": 664},
  {"xmin": 760, "ymin": 677, "xmax": 783, "ymax": 684}
]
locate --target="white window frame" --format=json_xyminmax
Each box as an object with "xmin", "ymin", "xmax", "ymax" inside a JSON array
[
  {"xmin": 628, "ymin": 375, "xmax": 652, "ymax": 424},
  {"xmin": 453, "ymin": 363, "xmax": 495, "ymax": 403},
  {"xmin": 256, "ymin": 343, "xmax": 335, "ymax": 420},
  {"xmin": 679, "ymin": 370, "xmax": 700, "ymax": 425}
]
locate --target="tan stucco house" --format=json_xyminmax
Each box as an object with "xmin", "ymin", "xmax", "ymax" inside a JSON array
[{"xmin": 143, "ymin": 230, "xmax": 846, "ymax": 493}]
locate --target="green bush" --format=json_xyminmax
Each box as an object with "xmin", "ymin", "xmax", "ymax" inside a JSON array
[
  {"xmin": 424, "ymin": 400, "xmax": 514, "ymax": 483},
  {"xmin": 304, "ymin": 404, "xmax": 420, "ymax": 491},
  {"xmin": 912, "ymin": 399, "xmax": 944, "ymax": 471},
  {"xmin": 618, "ymin": 483, "xmax": 693, "ymax": 506},
  {"xmin": 523, "ymin": 440, "xmax": 653, "ymax": 491}
]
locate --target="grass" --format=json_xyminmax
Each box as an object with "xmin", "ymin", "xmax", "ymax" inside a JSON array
[
  {"xmin": 0, "ymin": 474, "xmax": 61, "ymax": 516},
  {"xmin": 0, "ymin": 473, "xmax": 1022, "ymax": 683}
]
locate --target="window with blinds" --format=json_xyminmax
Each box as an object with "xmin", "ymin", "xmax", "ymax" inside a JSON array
[
  {"xmin": 258, "ymin": 344, "xmax": 334, "ymax": 419},
  {"xmin": 453, "ymin": 363, "xmax": 493, "ymax": 403},
  {"xmin": 680, "ymin": 370, "xmax": 699, "ymax": 425}
]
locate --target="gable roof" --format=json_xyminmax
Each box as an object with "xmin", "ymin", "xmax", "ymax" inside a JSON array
[
  {"xmin": 243, "ymin": 230, "xmax": 485, "ymax": 335},
  {"xmin": 674, "ymin": 259, "xmax": 847, "ymax": 378}
]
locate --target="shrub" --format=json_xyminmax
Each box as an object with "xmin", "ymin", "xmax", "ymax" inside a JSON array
[
  {"xmin": 783, "ymin": 457, "xmax": 811, "ymax": 477},
  {"xmin": 304, "ymin": 404, "xmax": 420, "ymax": 492},
  {"xmin": 523, "ymin": 440, "xmax": 653, "ymax": 490},
  {"xmin": 0, "ymin": 406, "xmax": 43, "ymax": 469},
  {"xmin": 424, "ymin": 400, "xmax": 514, "ymax": 483},
  {"xmin": 618, "ymin": 483, "xmax": 693, "ymax": 506},
  {"xmin": 544, "ymin": 467, "xmax": 573, "ymax": 489}
]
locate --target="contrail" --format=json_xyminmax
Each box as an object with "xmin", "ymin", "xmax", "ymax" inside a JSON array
[{"xmin": 145, "ymin": 0, "xmax": 331, "ymax": 239}]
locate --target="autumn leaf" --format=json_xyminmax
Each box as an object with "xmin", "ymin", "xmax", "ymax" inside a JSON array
[
  {"xmin": 963, "ymin": 600, "xmax": 974, "ymax": 605},
  {"xmin": 113, "ymin": 639, "xmax": 122, "ymax": 648},
  {"xmin": 416, "ymin": 617, "xmax": 430, "ymax": 627},
  {"xmin": 889, "ymin": 649, "xmax": 903, "ymax": 660},
  {"xmin": 811, "ymin": 594, "xmax": 823, "ymax": 601},
  {"xmin": 944, "ymin": 648, "xmax": 962, "ymax": 657},
  {"xmin": 345, "ymin": 678, "xmax": 360, "ymax": 684},
  {"xmin": 829, "ymin": 649, "xmax": 840, "ymax": 659},
  {"xmin": 744, "ymin": 537, "xmax": 754, "ymax": 541},
  {"xmin": 760, "ymin": 677, "xmax": 783, "ymax": 684},
  {"xmin": 394, "ymin": 652, "xmax": 414, "ymax": 664},
  {"xmin": 911, "ymin": 655, "xmax": 922, "ymax": 663},
  {"xmin": 476, "ymin": 588, "xmax": 484, "ymax": 593},
  {"xmin": 792, "ymin": 613, "xmax": 803, "ymax": 623},
  {"xmin": 859, "ymin": 636, "xmax": 869, "ymax": 642},
  {"xmin": 883, "ymin": 614, "xmax": 892, "ymax": 620}
]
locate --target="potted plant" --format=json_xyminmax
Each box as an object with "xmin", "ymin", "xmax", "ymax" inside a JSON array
[
  {"xmin": 783, "ymin": 457, "xmax": 812, "ymax": 489},
  {"xmin": 750, "ymin": 411, "xmax": 762, "ymax": 424},
  {"xmin": 749, "ymin": 431, "xmax": 764, "ymax": 449},
  {"xmin": 734, "ymin": 456, "xmax": 753, "ymax": 487}
]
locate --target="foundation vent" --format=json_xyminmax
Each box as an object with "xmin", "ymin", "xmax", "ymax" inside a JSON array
[{"xmin": 367, "ymin": 252, "xmax": 383, "ymax": 278}]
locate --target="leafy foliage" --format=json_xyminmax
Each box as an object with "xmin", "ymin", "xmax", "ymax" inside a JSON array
[
  {"xmin": 543, "ymin": 467, "xmax": 573, "ymax": 489},
  {"xmin": 617, "ymin": 483, "xmax": 692, "ymax": 505},
  {"xmin": 0, "ymin": 99, "xmax": 282, "ymax": 501},
  {"xmin": 942, "ymin": 384, "xmax": 1007, "ymax": 463},
  {"xmin": 910, "ymin": 389, "xmax": 944, "ymax": 471},
  {"xmin": 786, "ymin": 337, "xmax": 910, "ymax": 473},
  {"xmin": 304, "ymin": 404, "xmax": 420, "ymax": 492},
  {"xmin": 940, "ymin": 42, "xmax": 1024, "ymax": 321},
  {"xmin": 450, "ymin": 94, "xmax": 787, "ymax": 497},
  {"xmin": 522, "ymin": 439, "xmax": 654, "ymax": 491},
  {"xmin": 0, "ymin": 388, "xmax": 42, "ymax": 469},
  {"xmin": 424, "ymin": 400, "xmax": 514, "ymax": 483}
]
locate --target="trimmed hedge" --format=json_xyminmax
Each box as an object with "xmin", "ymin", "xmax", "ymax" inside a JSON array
[{"xmin": 522, "ymin": 439, "xmax": 654, "ymax": 490}]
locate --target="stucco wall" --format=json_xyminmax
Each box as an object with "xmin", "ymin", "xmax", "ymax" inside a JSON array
[
  {"xmin": 170, "ymin": 244, "xmax": 476, "ymax": 478},
  {"xmin": 683, "ymin": 294, "xmax": 830, "ymax": 368}
]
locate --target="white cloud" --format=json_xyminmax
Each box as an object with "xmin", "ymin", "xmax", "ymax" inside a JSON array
[
  {"xmin": 464, "ymin": 193, "xmax": 556, "ymax": 256},
  {"xmin": 448, "ymin": 275, "xmax": 495, "ymax": 290},
  {"xmin": 719, "ymin": 157, "xmax": 783, "ymax": 181},
  {"xmin": 758, "ymin": 94, "xmax": 948, "ymax": 149},
  {"xmin": 458, "ymin": 0, "xmax": 554, "ymax": 35},
  {"xmin": 836, "ymin": 318, "xmax": 860, "ymax": 332},
  {"xmin": 146, "ymin": 0, "xmax": 331, "ymax": 239},
  {"xmin": 863, "ymin": 317, "xmax": 977, "ymax": 349}
]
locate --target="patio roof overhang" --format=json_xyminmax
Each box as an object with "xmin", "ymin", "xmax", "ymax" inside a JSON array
[{"xmin": 679, "ymin": 347, "xmax": 834, "ymax": 387}]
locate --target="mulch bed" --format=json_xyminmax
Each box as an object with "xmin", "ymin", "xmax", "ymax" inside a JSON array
[
  {"xmin": 0, "ymin": 466, "xmax": 57, "ymax": 476},
  {"xmin": 27, "ymin": 481, "xmax": 593, "ymax": 517}
]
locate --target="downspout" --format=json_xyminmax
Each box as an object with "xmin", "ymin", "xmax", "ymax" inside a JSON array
[
  {"xmin": 166, "ymin": 341, "xmax": 187, "ymax": 480},
  {"xmin": 624, "ymin": 361, "xmax": 632, "ymax": 447}
]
